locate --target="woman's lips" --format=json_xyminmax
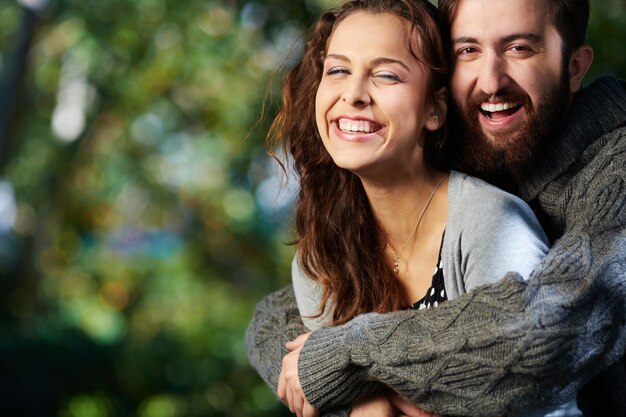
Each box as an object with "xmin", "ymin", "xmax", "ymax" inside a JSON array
[
  {"xmin": 335, "ymin": 117, "xmax": 383, "ymax": 134},
  {"xmin": 331, "ymin": 118, "xmax": 385, "ymax": 142}
]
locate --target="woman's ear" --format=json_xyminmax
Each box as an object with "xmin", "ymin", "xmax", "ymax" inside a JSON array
[
  {"xmin": 425, "ymin": 87, "xmax": 447, "ymax": 132},
  {"xmin": 568, "ymin": 45, "xmax": 594, "ymax": 94}
]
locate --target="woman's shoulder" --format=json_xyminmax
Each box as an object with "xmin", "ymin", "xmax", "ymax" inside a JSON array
[
  {"xmin": 449, "ymin": 170, "xmax": 531, "ymax": 214},
  {"xmin": 447, "ymin": 170, "xmax": 542, "ymax": 239},
  {"xmin": 444, "ymin": 172, "xmax": 549, "ymax": 289}
]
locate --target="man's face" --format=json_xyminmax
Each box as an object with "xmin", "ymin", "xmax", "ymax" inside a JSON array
[{"xmin": 449, "ymin": 0, "xmax": 570, "ymax": 180}]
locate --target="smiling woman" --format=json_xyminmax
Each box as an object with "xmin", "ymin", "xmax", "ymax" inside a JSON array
[{"xmin": 266, "ymin": 0, "xmax": 454, "ymax": 330}]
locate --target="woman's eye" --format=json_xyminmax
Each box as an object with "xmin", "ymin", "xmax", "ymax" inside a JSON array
[
  {"xmin": 375, "ymin": 73, "xmax": 401, "ymax": 82},
  {"xmin": 326, "ymin": 68, "xmax": 350, "ymax": 76}
]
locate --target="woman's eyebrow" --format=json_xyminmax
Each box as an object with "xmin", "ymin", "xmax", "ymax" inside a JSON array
[
  {"xmin": 325, "ymin": 53, "xmax": 350, "ymax": 63},
  {"xmin": 325, "ymin": 54, "xmax": 410, "ymax": 72},
  {"xmin": 371, "ymin": 57, "xmax": 411, "ymax": 72}
]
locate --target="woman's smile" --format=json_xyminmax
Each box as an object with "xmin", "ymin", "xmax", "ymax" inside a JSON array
[
  {"xmin": 335, "ymin": 117, "xmax": 383, "ymax": 134},
  {"xmin": 329, "ymin": 116, "xmax": 385, "ymax": 142}
]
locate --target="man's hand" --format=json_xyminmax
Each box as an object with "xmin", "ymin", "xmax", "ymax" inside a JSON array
[{"xmin": 277, "ymin": 333, "xmax": 318, "ymax": 417}]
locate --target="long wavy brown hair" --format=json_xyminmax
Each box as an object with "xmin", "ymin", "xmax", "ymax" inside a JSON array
[{"xmin": 267, "ymin": 0, "xmax": 448, "ymax": 325}]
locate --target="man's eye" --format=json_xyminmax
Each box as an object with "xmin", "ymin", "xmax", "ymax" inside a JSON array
[
  {"xmin": 457, "ymin": 47, "xmax": 476, "ymax": 55},
  {"xmin": 507, "ymin": 45, "xmax": 535, "ymax": 57}
]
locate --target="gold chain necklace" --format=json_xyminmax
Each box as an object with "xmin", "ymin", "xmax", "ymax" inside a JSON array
[{"xmin": 387, "ymin": 175, "xmax": 447, "ymax": 274}]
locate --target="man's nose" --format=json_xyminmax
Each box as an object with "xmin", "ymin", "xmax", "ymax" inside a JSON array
[
  {"xmin": 476, "ymin": 52, "xmax": 510, "ymax": 96},
  {"xmin": 340, "ymin": 77, "xmax": 371, "ymax": 106}
]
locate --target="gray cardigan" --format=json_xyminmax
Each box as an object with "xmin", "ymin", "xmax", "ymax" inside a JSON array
[{"xmin": 293, "ymin": 171, "xmax": 549, "ymax": 331}]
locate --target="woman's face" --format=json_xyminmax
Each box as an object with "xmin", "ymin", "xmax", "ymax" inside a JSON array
[{"xmin": 315, "ymin": 11, "xmax": 443, "ymax": 179}]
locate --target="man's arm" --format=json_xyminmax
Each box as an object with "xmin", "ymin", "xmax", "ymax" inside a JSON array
[
  {"xmin": 245, "ymin": 285, "xmax": 357, "ymax": 417},
  {"xmin": 245, "ymin": 285, "xmax": 303, "ymax": 391},
  {"xmin": 298, "ymin": 233, "xmax": 625, "ymax": 415},
  {"xmin": 246, "ymin": 237, "xmax": 625, "ymax": 416},
  {"xmin": 247, "ymin": 235, "xmax": 625, "ymax": 417}
]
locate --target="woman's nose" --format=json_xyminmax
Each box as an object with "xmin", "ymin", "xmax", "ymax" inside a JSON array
[{"xmin": 340, "ymin": 77, "xmax": 371, "ymax": 106}]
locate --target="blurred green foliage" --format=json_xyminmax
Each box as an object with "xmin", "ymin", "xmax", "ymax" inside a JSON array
[{"xmin": 0, "ymin": 0, "xmax": 623, "ymax": 416}]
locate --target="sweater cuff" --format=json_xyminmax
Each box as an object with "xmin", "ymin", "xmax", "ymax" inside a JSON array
[{"xmin": 298, "ymin": 318, "xmax": 368, "ymax": 410}]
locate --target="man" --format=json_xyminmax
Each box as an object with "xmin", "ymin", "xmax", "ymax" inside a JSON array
[{"xmin": 246, "ymin": 0, "xmax": 626, "ymax": 416}]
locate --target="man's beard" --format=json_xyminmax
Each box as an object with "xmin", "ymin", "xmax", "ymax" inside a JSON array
[{"xmin": 449, "ymin": 76, "xmax": 570, "ymax": 189}]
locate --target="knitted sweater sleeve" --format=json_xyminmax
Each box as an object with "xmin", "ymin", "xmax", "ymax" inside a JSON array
[
  {"xmin": 295, "ymin": 134, "xmax": 626, "ymax": 416},
  {"xmin": 245, "ymin": 285, "xmax": 370, "ymax": 417}
]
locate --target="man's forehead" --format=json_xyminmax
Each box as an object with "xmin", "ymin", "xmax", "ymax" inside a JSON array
[{"xmin": 450, "ymin": 0, "xmax": 551, "ymax": 37}]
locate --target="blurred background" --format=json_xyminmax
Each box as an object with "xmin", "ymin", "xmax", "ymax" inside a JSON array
[{"xmin": 0, "ymin": 0, "xmax": 624, "ymax": 416}]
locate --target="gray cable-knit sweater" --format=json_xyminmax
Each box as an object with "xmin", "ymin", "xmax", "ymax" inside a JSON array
[{"xmin": 245, "ymin": 76, "xmax": 626, "ymax": 416}]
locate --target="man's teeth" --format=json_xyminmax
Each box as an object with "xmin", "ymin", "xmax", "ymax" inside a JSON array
[
  {"xmin": 480, "ymin": 102, "xmax": 518, "ymax": 112},
  {"xmin": 338, "ymin": 119, "xmax": 378, "ymax": 133}
]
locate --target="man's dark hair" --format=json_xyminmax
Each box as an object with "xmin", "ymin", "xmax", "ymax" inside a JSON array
[{"xmin": 438, "ymin": 0, "xmax": 590, "ymax": 60}]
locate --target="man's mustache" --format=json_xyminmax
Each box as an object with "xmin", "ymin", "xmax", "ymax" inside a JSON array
[{"xmin": 467, "ymin": 89, "xmax": 532, "ymax": 111}]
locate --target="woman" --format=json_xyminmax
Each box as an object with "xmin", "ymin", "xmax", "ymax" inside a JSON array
[{"xmin": 265, "ymin": 1, "xmax": 580, "ymax": 416}]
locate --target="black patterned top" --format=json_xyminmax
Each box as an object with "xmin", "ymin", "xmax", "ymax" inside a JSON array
[{"xmin": 409, "ymin": 233, "xmax": 447, "ymax": 310}]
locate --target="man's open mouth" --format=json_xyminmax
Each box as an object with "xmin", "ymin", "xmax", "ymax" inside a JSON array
[{"xmin": 479, "ymin": 102, "xmax": 522, "ymax": 120}]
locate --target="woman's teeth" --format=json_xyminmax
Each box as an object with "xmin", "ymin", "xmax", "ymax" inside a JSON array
[{"xmin": 337, "ymin": 118, "xmax": 380, "ymax": 133}]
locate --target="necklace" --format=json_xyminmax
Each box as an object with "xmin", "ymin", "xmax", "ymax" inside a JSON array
[{"xmin": 387, "ymin": 175, "xmax": 447, "ymax": 274}]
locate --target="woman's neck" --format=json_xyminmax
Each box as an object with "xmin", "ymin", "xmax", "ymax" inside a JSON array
[
  {"xmin": 360, "ymin": 165, "xmax": 450, "ymax": 306},
  {"xmin": 361, "ymin": 165, "xmax": 446, "ymax": 242}
]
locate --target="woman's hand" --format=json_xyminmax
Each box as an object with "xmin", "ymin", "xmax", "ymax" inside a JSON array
[
  {"xmin": 349, "ymin": 392, "xmax": 442, "ymax": 417},
  {"xmin": 349, "ymin": 393, "xmax": 395, "ymax": 417},
  {"xmin": 390, "ymin": 394, "xmax": 443, "ymax": 417},
  {"xmin": 277, "ymin": 333, "xmax": 318, "ymax": 417}
]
